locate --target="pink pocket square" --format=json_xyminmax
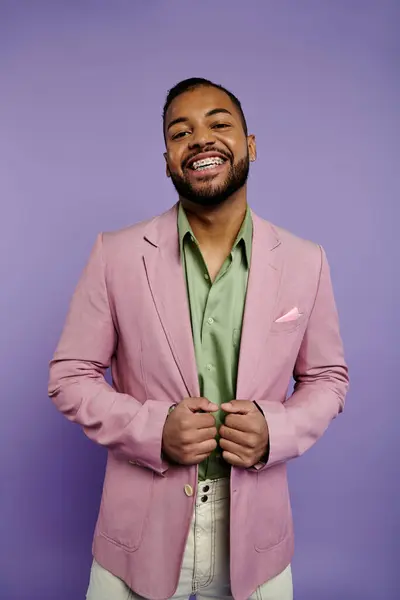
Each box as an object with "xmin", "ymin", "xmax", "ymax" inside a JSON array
[{"xmin": 275, "ymin": 307, "xmax": 302, "ymax": 323}]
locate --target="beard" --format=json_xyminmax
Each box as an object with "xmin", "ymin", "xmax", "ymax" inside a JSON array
[{"xmin": 168, "ymin": 153, "xmax": 250, "ymax": 207}]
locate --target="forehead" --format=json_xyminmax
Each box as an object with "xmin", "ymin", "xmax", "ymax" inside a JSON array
[{"xmin": 165, "ymin": 86, "xmax": 240, "ymax": 125}]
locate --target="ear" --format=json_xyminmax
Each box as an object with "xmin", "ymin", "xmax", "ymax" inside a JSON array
[
  {"xmin": 163, "ymin": 152, "xmax": 171, "ymax": 178},
  {"xmin": 247, "ymin": 135, "xmax": 257, "ymax": 162}
]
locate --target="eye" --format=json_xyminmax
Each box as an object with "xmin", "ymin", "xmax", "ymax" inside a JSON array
[
  {"xmin": 172, "ymin": 130, "xmax": 190, "ymax": 140},
  {"xmin": 212, "ymin": 122, "xmax": 231, "ymax": 130}
]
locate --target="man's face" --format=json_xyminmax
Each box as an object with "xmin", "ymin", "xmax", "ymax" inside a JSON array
[{"xmin": 164, "ymin": 86, "xmax": 256, "ymax": 207}]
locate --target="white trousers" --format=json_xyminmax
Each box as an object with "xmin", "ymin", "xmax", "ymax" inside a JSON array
[{"xmin": 86, "ymin": 478, "xmax": 293, "ymax": 600}]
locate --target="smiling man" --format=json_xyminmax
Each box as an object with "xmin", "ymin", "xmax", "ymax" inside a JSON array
[{"xmin": 49, "ymin": 78, "xmax": 349, "ymax": 600}]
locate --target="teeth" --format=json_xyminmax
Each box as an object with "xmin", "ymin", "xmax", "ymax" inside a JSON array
[{"xmin": 192, "ymin": 157, "xmax": 225, "ymax": 170}]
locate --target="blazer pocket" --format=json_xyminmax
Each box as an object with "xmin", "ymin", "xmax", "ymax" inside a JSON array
[
  {"xmin": 98, "ymin": 456, "xmax": 154, "ymax": 551},
  {"xmin": 254, "ymin": 465, "xmax": 292, "ymax": 551},
  {"xmin": 270, "ymin": 315, "xmax": 304, "ymax": 334}
]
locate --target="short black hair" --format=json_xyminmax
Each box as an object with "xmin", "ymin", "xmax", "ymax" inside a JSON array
[{"xmin": 163, "ymin": 77, "xmax": 248, "ymax": 136}]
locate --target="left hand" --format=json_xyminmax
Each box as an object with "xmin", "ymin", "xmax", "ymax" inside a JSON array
[{"xmin": 219, "ymin": 400, "xmax": 269, "ymax": 468}]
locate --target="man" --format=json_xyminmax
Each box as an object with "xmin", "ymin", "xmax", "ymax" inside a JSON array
[{"xmin": 48, "ymin": 77, "xmax": 349, "ymax": 600}]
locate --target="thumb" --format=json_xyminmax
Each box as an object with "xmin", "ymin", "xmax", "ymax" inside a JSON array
[
  {"xmin": 187, "ymin": 397, "xmax": 218, "ymax": 413},
  {"xmin": 221, "ymin": 399, "xmax": 253, "ymax": 414}
]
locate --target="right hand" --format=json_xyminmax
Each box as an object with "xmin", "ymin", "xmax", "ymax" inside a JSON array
[{"xmin": 162, "ymin": 397, "xmax": 218, "ymax": 465}]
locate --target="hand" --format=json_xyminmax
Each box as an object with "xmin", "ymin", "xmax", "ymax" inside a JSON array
[
  {"xmin": 219, "ymin": 400, "xmax": 269, "ymax": 468},
  {"xmin": 162, "ymin": 397, "xmax": 218, "ymax": 465}
]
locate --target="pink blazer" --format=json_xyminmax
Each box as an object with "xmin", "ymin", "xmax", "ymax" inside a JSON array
[{"xmin": 48, "ymin": 204, "xmax": 348, "ymax": 600}]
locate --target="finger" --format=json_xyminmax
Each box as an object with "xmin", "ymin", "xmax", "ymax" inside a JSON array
[
  {"xmin": 221, "ymin": 451, "xmax": 248, "ymax": 467},
  {"xmin": 192, "ymin": 438, "xmax": 218, "ymax": 455},
  {"xmin": 181, "ymin": 426, "xmax": 217, "ymax": 444},
  {"xmin": 178, "ymin": 439, "xmax": 217, "ymax": 464},
  {"xmin": 190, "ymin": 453, "xmax": 214, "ymax": 464},
  {"xmin": 219, "ymin": 424, "xmax": 252, "ymax": 447},
  {"xmin": 219, "ymin": 438, "xmax": 254, "ymax": 468},
  {"xmin": 177, "ymin": 448, "xmax": 216, "ymax": 466},
  {"xmin": 219, "ymin": 437, "xmax": 248, "ymax": 458},
  {"xmin": 221, "ymin": 400, "xmax": 255, "ymax": 414},
  {"xmin": 224, "ymin": 413, "xmax": 254, "ymax": 433},
  {"xmin": 186, "ymin": 397, "xmax": 219, "ymax": 413},
  {"xmin": 192, "ymin": 412, "xmax": 217, "ymax": 429}
]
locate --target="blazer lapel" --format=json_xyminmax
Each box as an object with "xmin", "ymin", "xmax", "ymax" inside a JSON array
[
  {"xmin": 142, "ymin": 205, "xmax": 200, "ymax": 399},
  {"xmin": 236, "ymin": 212, "xmax": 282, "ymax": 400}
]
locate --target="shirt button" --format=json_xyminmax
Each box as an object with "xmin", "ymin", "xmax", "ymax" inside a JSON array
[
  {"xmin": 207, "ymin": 317, "xmax": 214, "ymax": 325},
  {"xmin": 184, "ymin": 484, "xmax": 194, "ymax": 497},
  {"xmin": 206, "ymin": 364, "xmax": 213, "ymax": 371}
]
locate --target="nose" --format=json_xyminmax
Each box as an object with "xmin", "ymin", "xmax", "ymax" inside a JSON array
[{"xmin": 188, "ymin": 125, "xmax": 215, "ymax": 150}]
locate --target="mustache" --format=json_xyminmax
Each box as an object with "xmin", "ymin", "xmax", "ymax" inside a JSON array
[{"xmin": 182, "ymin": 148, "xmax": 232, "ymax": 169}]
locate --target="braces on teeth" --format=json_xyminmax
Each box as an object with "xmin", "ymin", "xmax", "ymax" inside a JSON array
[{"xmin": 192, "ymin": 157, "xmax": 225, "ymax": 170}]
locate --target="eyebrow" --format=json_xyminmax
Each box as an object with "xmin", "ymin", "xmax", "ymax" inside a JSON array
[{"xmin": 167, "ymin": 108, "xmax": 233, "ymax": 131}]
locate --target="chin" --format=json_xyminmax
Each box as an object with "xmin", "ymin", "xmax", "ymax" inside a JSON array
[{"xmin": 187, "ymin": 194, "xmax": 230, "ymax": 208}]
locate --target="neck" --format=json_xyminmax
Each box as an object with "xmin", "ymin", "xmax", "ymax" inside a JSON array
[{"xmin": 180, "ymin": 188, "xmax": 248, "ymax": 251}]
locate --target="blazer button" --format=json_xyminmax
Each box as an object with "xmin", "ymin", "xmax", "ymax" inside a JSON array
[{"xmin": 184, "ymin": 484, "xmax": 194, "ymax": 497}]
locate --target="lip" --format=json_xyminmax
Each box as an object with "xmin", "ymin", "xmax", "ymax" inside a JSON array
[{"xmin": 185, "ymin": 151, "xmax": 229, "ymax": 170}]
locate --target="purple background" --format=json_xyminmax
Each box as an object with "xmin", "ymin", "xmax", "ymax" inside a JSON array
[{"xmin": 0, "ymin": 1, "xmax": 398, "ymax": 599}]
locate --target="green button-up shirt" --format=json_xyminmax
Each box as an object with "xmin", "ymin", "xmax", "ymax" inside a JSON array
[{"xmin": 178, "ymin": 202, "xmax": 253, "ymax": 481}]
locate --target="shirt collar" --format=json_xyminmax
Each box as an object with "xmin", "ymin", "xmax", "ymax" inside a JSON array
[{"xmin": 178, "ymin": 202, "xmax": 253, "ymax": 266}]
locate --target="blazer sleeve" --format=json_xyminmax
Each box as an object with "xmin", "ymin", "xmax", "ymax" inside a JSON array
[
  {"xmin": 48, "ymin": 233, "xmax": 172, "ymax": 476},
  {"xmin": 255, "ymin": 245, "xmax": 349, "ymax": 469}
]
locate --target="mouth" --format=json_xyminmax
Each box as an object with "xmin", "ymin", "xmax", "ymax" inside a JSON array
[{"xmin": 185, "ymin": 152, "xmax": 229, "ymax": 173}]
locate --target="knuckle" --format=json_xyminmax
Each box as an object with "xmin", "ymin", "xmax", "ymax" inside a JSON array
[
  {"xmin": 243, "ymin": 456, "xmax": 253, "ymax": 468},
  {"xmin": 181, "ymin": 417, "xmax": 193, "ymax": 430},
  {"xmin": 181, "ymin": 446, "xmax": 190, "ymax": 458},
  {"xmin": 248, "ymin": 435, "xmax": 257, "ymax": 449},
  {"xmin": 180, "ymin": 431, "xmax": 191, "ymax": 444},
  {"xmin": 183, "ymin": 445, "xmax": 195, "ymax": 457},
  {"xmin": 255, "ymin": 420, "xmax": 264, "ymax": 433}
]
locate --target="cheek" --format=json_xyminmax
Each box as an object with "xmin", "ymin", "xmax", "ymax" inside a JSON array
[
  {"xmin": 220, "ymin": 143, "xmax": 245, "ymax": 166},
  {"xmin": 233, "ymin": 141, "xmax": 249, "ymax": 161},
  {"xmin": 220, "ymin": 130, "xmax": 245, "ymax": 147},
  {"xmin": 166, "ymin": 148, "xmax": 184, "ymax": 171}
]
